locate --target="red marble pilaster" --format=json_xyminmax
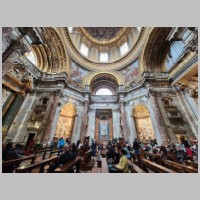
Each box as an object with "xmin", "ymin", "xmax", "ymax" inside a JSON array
[
  {"xmin": 120, "ymin": 102, "xmax": 128, "ymax": 142},
  {"xmin": 41, "ymin": 94, "xmax": 60, "ymax": 143},
  {"xmin": 80, "ymin": 101, "xmax": 89, "ymax": 142}
]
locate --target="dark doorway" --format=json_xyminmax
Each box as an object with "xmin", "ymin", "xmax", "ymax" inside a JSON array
[{"xmin": 25, "ymin": 133, "xmax": 35, "ymax": 150}]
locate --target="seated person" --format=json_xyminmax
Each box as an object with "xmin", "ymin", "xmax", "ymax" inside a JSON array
[
  {"xmin": 159, "ymin": 145, "xmax": 167, "ymax": 159},
  {"xmin": 70, "ymin": 143, "xmax": 77, "ymax": 157},
  {"xmin": 106, "ymin": 146, "xmax": 116, "ymax": 163},
  {"xmin": 47, "ymin": 144, "xmax": 76, "ymax": 173},
  {"xmin": 108, "ymin": 148, "xmax": 129, "ymax": 173},
  {"xmin": 3, "ymin": 142, "xmax": 23, "ymax": 161},
  {"xmin": 123, "ymin": 143, "xmax": 131, "ymax": 159},
  {"xmin": 113, "ymin": 146, "xmax": 121, "ymax": 164}
]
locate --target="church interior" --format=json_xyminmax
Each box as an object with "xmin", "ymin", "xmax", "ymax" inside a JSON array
[{"xmin": 2, "ymin": 27, "xmax": 198, "ymax": 173}]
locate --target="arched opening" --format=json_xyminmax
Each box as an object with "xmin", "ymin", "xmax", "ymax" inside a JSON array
[
  {"xmin": 95, "ymin": 87, "xmax": 113, "ymax": 95},
  {"xmin": 133, "ymin": 105, "xmax": 155, "ymax": 143},
  {"xmin": 25, "ymin": 51, "xmax": 36, "ymax": 65},
  {"xmin": 55, "ymin": 102, "xmax": 77, "ymax": 139},
  {"xmin": 90, "ymin": 73, "xmax": 118, "ymax": 95}
]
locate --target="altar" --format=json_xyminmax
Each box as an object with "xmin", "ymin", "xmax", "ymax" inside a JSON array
[{"xmin": 95, "ymin": 109, "xmax": 113, "ymax": 141}]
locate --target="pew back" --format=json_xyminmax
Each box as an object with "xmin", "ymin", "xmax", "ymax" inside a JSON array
[
  {"xmin": 15, "ymin": 156, "xmax": 59, "ymax": 173},
  {"xmin": 54, "ymin": 157, "xmax": 81, "ymax": 173},
  {"xmin": 162, "ymin": 160, "xmax": 198, "ymax": 173},
  {"xmin": 2, "ymin": 155, "xmax": 36, "ymax": 173},
  {"xmin": 141, "ymin": 158, "xmax": 176, "ymax": 173}
]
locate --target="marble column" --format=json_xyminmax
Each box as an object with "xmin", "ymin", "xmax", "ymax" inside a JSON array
[
  {"xmin": 72, "ymin": 105, "xmax": 84, "ymax": 143},
  {"xmin": 48, "ymin": 102, "xmax": 62, "ymax": 143},
  {"xmin": 125, "ymin": 104, "xmax": 137, "ymax": 145},
  {"xmin": 87, "ymin": 108, "xmax": 96, "ymax": 143},
  {"xmin": 120, "ymin": 102, "xmax": 128, "ymax": 142},
  {"xmin": 184, "ymin": 92, "xmax": 198, "ymax": 120},
  {"xmin": 12, "ymin": 93, "xmax": 36, "ymax": 142},
  {"xmin": 175, "ymin": 93, "xmax": 198, "ymax": 139},
  {"xmin": 149, "ymin": 92, "xmax": 172, "ymax": 144},
  {"xmin": 41, "ymin": 94, "xmax": 60, "ymax": 143},
  {"xmin": 112, "ymin": 109, "xmax": 121, "ymax": 139},
  {"xmin": 80, "ymin": 101, "xmax": 89, "ymax": 142},
  {"xmin": 71, "ymin": 114, "xmax": 78, "ymax": 143},
  {"xmin": 153, "ymin": 92, "xmax": 177, "ymax": 143}
]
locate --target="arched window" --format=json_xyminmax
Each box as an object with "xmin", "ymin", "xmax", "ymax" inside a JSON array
[
  {"xmin": 80, "ymin": 43, "xmax": 89, "ymax": 57},
  {"xmin": 100, "ymin": 52, "xmax": 108, "ymax": 62},
  {"xmin": 120, "ymin": 42, "xmax": 129, "ymax": 56},
  {"xmin": 68, "ymin": 27, "xmax": 73, "ymax": 33},
  {"xmin": 25, "ymin": 51, "xmax": 36, "ymax": 65},
  {"xmin": 96, "ymin": 88, "xmax": 113, "ymax": 95}
]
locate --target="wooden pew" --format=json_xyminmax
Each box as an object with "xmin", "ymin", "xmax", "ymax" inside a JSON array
[
  {"xmin": 84, "ymin": 150, "xmax": 92, "ymax": 163},
  {"xmin": 15, "ymin": 156, "xmax": 59, "ymax": 173},
  {"xmin": 162, "ymin": 160, "xmax": 198, "ymax": 173},
  {"xmin": 54, "ymin": 156, "xmax": 81, "ymax": 173},
  {"xmin": 144, "ymin": 152, "xmax": 162, "ymax": 165},
  {"xmin": 140, "ymin": 158, "xmax": 176, "ymax": 173},
  {"xmin": 2, "ymin": 155, "xmax": 36, "ymax": 173},
  {"xmin": 128, "ymin": 160, "xmax": 146, "ymax": 173},
  {"xmin": 34, "ymin": 148, "xmax": 52, "ymax": 160},
  {"xmin": 49, "ymin": 149, "xmax": 64, "ymax": 158},
  {"xmin": 166, "ymin": 153, "xmax": 178, "ymax": 162},
  {"xmin": 184, "ymin": 160, "xmax": 198, "ymax": 169}
]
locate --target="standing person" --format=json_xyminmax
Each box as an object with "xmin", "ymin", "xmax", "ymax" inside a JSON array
[
  {"xmin": 133, "ymin": 138, "xmax": 141, "ymax": 163},
  {"xmin": 28, "ymin": 138, "xmax": 35, "ymax": 152},
  {"xmin": 77, "ymin": 139, "xmax": 81, "ymax": 148},
  {"xmin": 91, "ymin": 139, "xmax": 97, "ymax": 158},
  {"xmin": 180, "ymin": 136, "xmax": 193, "ymax": 160},
  {"xmin": 66, "ymin": 137, "xmax": 71, "ymax": 145},
  {"xmin": 57, "ymin": 137, "xmax": 65, "ymax": 150},
  {"xmin": 191, "ymin": 140, "xmax": 198, "ymax": 161},
  {"xmin": 123, "ymin": 143, "xmax": 131, "ymax": 159}
]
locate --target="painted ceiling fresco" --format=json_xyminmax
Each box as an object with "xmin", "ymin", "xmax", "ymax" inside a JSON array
[
  {"xmin": 70, "ymin": 61, "xmax": 89, "ymax": 86},
  {"xmin": 120, "ymin": 59, "xmax": 142, "ymax": 87},
  {"xmin": 83, "ymin": 27, "xmax": 122, "ymax": 40}
]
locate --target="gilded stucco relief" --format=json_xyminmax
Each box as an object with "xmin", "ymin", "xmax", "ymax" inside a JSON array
[
  {"xmin": 55, "ymin": 103, "xmax": 76, "ymax": 138},
  {"xmin": 133, "ymin": 105, "xmax": 155, "ymax": 143}
]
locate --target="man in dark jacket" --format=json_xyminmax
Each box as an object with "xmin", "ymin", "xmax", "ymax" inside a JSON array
[
  {"xmin": 133, "ymin": 138, "xmax": 141, "ymax": 163},
  {"xmin": 47, "ymin": 144, "xmax": 76, "ymax": 173},
  {"xmin": 91, "ymin": 140, "xmax": 97, "ymax": 158}
]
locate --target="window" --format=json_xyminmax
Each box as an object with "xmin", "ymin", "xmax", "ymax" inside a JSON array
[
  {"xmin": 182, "ymin": 29, "xmax": 194, "ymax": 44},
  {"xmin": 68, "ymin": 27, "xmax": 73, "ymax": 33},
  {"xmin": 80, "ymin": 43, "xmax": 89, "ymax": 57},
  {"xmin": 96, "ymin": 88, "xmax": 113, "ymax": 95},
  {"xmin": 100, "ymin": 52, "xmax": 108, "ymax": 62},
  {"xmin": 120, "ymin": 42, "xmax": 129, "ymax": 56},
  {"xmin": 25, "ymin": 51, "xmax": 36, "ymax": 65}
]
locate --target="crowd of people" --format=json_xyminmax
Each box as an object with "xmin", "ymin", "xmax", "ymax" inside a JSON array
[
  {"xmin": 2, "ymin": 135, "xmax": 198, "ymax": 173},
  {"xmin": 90, "ymin": 136, "xmax": 198, "ymax": 173}
]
